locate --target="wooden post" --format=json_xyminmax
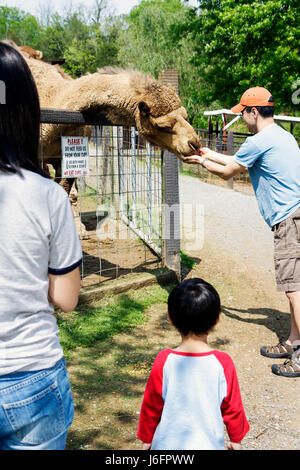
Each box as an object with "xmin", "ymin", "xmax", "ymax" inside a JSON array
[
  {"xmin": 158, "ymin": 69, "xmax": 179, "ymax": 94},
  {"xmin": 158, "ymin": 70, "xmax": 182, "ymax": 171},
  {"xmin": 208, "ymin": 116, "xmax": 213, "ymax": 149},
  {"xmin": 227, "ymin": 131, "xmax": 234, "ymax": 189}
]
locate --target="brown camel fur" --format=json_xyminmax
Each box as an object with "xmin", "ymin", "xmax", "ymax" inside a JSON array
[
  {"xmin": 3, "ymin": 41, "xmax": 200, "ymax": 160},
  {"xmin": 3, "ymin": 40, "xmax": 201, "ymax": 235}
]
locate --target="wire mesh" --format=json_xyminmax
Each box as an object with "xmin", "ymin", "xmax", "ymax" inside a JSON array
[
  {"xmin": 182, "ymin": 128, "xmax": 300, "ymax": 192},
  {"xmin": 41, "ymin": 122, "xmax": 163, "ymax": 288}
]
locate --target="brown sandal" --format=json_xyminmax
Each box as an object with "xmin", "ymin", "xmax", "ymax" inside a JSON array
[
  {"xmin": 260, "ymin": 341, "xmax": 296, "ymax": 358},
  {"xmin": 272, "ymin": 351, "xmax": 300, "ymax": 377}
]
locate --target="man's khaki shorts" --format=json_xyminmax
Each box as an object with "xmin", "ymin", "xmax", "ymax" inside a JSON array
[{"xmin": 273, "ymin": 206, "xmax": 300, "ymax": 292}]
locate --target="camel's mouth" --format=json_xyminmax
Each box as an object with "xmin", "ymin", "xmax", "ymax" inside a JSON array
[{"xmin": 188, "ymin": 142, "xmax": 201, "ymax": 156}]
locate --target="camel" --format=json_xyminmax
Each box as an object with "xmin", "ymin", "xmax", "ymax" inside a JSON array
[
  {"xmin": 3, "ymin": 40, "xmax": 200, "ymax": 157},
  {"xmin": 3, "ymin": 40, "xmax": 201, "ymax": 235}
]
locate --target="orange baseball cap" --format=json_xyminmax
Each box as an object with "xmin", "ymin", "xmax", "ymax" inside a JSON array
[{"xmin": 231, "ymin": 87, "xmax": 275, "ymax": 114}]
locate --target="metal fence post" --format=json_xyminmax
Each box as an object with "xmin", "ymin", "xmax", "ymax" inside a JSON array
[
  {"xmin": 158, "ymin": 70, "xmax": 181, "ymax": 280},
  {"xmin": 117, "ymin": 126, "xmax": 124, "ymax": 215},
  {"xmin": 162, "ymin": 151, "xmax": 181, "ymax": 281},
  {"xmin": 146, "ymin": 142, "xmax": 152, "ymax": 240},
  {"xmin": 131, "ymin": 127, "xmax": 137, "ymax": 225},
  {"xmin": 158, "ymin": 69, "xmax": 182, "ymax": 174}
]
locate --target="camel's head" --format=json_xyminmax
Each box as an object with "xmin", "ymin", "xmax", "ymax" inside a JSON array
[
  {"xmin": 1, "ymin": 40, "xmax": 43, "ymax": 60},
  {"xmin": 135, "ymin": 82, "xmax": 201, "ymax": 160},
  {"xmin": 19, "ymin": 45, "xmax": 43, "ymax": 60}
]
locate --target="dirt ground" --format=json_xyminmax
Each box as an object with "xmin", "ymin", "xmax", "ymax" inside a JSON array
[
  {"xmin": 65, "ymin": 235, "xmax": 300, "ymax": 450},
  {"xmin": 80, "ymin": 234, "xmax": 159, "ymax": 288},
  {"xmin": 75, "ymin": 212, "xmax": 160, "ymax": 288},
  {"xmin": 187, "ymin": 240, "xmax": 300, "ymax": 450},
  {"xmin": 65, "ymin": 176, "xmax": 300, "ymax": 451}
]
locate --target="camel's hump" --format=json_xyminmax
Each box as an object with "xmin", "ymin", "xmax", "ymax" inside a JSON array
[{"xmin": 97, "ymin": 66, "xmax": 127, "ymax": 75}]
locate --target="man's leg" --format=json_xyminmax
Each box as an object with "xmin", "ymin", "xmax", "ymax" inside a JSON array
[
  {"xmin": 261, "ymin": 209, "xmax": 300, "ymax": 371},
  {"xmin": 285, "ymin": 291, "xmax": 300, "ymax": 348},
  {"xmin": 270, "ymin": 291, "xmax": 300, "ymax": 377},
  {"xmin": 260, "ymin": 291, "xmax": 300, "ymax": 359}
]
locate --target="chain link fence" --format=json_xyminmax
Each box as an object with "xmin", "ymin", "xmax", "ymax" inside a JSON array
[
  {"xmin": 40, "ymin": 110, "xmax": 181, "ymax": 289},
  {"xmin": 181, "ymin": 127, "xmax": 300, "ymax": 193}
]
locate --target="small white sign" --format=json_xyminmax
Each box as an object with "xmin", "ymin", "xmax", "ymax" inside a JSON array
[{"xmin": 61, "ymin": 136, "xmax": 89, "ymax": 177}]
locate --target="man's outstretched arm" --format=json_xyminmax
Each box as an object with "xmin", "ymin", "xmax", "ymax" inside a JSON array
[{"xmin": 184, "ymin": 147, "xmax": 246, "ymax": 181}]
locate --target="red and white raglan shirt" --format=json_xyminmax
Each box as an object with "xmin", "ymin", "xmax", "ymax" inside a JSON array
[{"xmin": 137, "ymin": 349, "xmax": 249, "ymax": 450}]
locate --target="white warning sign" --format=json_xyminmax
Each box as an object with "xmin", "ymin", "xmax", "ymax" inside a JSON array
[{"xmin": 61, "ymin": 136, "xmax": 89, "ymax": 177}]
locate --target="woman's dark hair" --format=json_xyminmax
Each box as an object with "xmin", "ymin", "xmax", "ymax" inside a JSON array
[
  {"xmin": 168, "ymin": 278, "xmax": 221, "ymax": 336},
  {"xmin": 0, "ymin": 42, "xmax": 50, "ymax": 178}
]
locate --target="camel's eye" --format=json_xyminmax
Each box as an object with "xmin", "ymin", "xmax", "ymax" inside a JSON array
[{"xmin": 159, "ymin": 126, "xmax": 174, "ymax": 134}]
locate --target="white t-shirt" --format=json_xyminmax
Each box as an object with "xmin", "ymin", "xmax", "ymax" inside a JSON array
[{"xmin": 0, "ymin": 169, "xmax": 82, "ymax": 375}]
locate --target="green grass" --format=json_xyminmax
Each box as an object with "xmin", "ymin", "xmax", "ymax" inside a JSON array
[
  {"xmin": 180, "ymin": 250, "xmax": 197, "ymax": 269},
  {"xmin": 56, "ymin": 284, "xmax": 173, "ymax": 358},
  {"xmin": 180, "ymin": 167, "xmax": 220, "ymax": 181}
]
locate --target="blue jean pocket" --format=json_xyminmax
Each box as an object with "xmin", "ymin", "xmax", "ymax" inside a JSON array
[{"xmin": 3, "ymin": 380, "xmax": 66, "ymax": 445}]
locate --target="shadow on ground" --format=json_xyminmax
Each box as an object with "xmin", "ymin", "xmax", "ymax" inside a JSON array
[
  {"xmin": 222, "ymin": 305, "xmax": 290, "ymax": 342},
  {"xmin": 65, "ymin": 317, "xmax": 171, "ymax": 450}
]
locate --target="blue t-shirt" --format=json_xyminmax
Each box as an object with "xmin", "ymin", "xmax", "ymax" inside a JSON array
[{"xmin": 234, "ymin": 123, "xmax": 300, "ymax": 227}]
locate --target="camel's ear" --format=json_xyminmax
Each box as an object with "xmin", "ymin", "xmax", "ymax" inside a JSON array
[
  {"xmin": 138, "ymin": 101, "xmax": 151, "ymax": 117},
  {"xmin": 153, "ymin": 115, "xmax": 177, "ymax": 129}
]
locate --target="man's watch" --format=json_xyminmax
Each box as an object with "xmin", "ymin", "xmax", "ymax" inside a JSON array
[{"xmin": 201, "ymin": 158, "xmax": 208, "ymax": 168}]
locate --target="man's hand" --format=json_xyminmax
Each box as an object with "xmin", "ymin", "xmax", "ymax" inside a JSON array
[
  {"xmin": 183, "ymin": 154, "xmax": 205, "ymax": 165},
  {"xmin": 199, "ymin": 147, "xmax": 217, "ymax": 159},
  {"xmin": 183, "ymin": 147, "xmax": 223, "ymax": 165},
  {"xmin": 183, "ymin": 146, "xmax": 244, "ymax": 180}
]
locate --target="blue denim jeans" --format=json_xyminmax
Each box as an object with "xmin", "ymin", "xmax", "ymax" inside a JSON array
[{"xmin": 0, "ymin": 358, "xmax": 74, "ymax": 450}]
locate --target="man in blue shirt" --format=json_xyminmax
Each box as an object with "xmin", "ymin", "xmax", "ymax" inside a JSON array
[{"xmin": 184, "ymin": 87, "xmax": 300, "ymax": 377}]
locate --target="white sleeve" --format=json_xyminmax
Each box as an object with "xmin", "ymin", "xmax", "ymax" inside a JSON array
[{"xmin": 48, "ymin": 194, "xmax": 82, "ymax": 275}]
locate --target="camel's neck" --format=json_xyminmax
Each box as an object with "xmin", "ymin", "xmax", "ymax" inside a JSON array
[
  {"xmin": 26, "ymin": 57, "xmax": 67, "ymax": 106},
  {"xmin": 60, "ymin": 73, "xmax": 140, "ymax": 126}
]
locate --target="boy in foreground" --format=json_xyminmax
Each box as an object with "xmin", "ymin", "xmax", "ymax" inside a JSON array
[{"xmin": 137, "ymin": 278, "xmax": 249, "ymax": 450}]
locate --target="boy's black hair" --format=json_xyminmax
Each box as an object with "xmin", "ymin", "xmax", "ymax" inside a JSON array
[
  {"xmin": 168, "ymin": 278, "xmax": 221, "ymax": 336},
  {"xmin": 244, "ymin": 105, "xmax": 274, "ymax": 118},
  {"xmin": 0, "ymin": 41, "xmax": 50, "ymax": 178}
]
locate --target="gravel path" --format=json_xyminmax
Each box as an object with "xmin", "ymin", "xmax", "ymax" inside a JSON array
[
  {"xmin": 179, "ymin": 175, "xmax": 300, "ymax": 451},
  {"xmin": 179, "ymin": 174, "xmax": 274, "ymax": 274}
]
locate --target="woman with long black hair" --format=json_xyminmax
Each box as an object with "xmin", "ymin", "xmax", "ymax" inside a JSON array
[{"xmin": 0, "ymin": 42, "xmax": 82, "ymax": 450}]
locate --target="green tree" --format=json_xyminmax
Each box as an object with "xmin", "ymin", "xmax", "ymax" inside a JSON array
[
  {"xmin": 0, "ymin": 6, "xmax": 41, "ymax": 48},
  {"xmin": 36, "ymin": 3, "xmax": 122, "ymax": 77},
  {"xmin": 117, "ymin": 0, "xmax": 202, "ymax": 125},
  {"xmin": 38, "ymin": 13, "xmax": 67, "ymax": 58},
  {"xmin": 62, "ymin": 12, "xmax": 95, "ymax": 76},
  {"xmin": 184, "ymin": 0, "xmax": 300, "ymax": 115},
  {"xmin": 92, "ymin": 17, "xmax": 123, "ymax": 69}
]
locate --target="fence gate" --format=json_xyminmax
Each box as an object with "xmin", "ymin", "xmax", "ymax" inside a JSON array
[{"xmin": 40, "ymin": 109, "xmax": 181, "ymax": 289}]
